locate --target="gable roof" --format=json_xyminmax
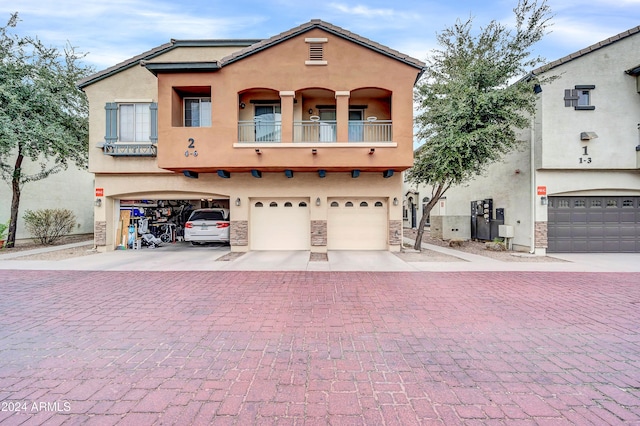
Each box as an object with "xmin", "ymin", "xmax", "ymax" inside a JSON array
[
  {"xmin": 219, "ymin": 19, "xmax": 425, "ymax": 70},
  {"xmin": 78, "ymin": 20, "xmax": 426, "ymax": 89},
  {"xmin": 532, "ymin": 25, "xmax": 640, "ymax": 75},
  {"xmin": 77, "ymin": 39, "xmax": 260, "ymax": 89}
]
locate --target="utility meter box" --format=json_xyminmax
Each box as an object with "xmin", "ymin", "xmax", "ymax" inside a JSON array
[{"xmin": 498, "ymin": 225, "xmax": 514, "ymax": 238}]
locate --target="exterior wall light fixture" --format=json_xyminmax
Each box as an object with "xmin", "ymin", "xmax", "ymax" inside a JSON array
[
  {"xmin": 255, "ymin": 148, "xmax": 262, "ymax": 155},
  {"xmin": 393, "ymin": 197, "xmax": 398, "ymax": 206},
  {"xmin": 312, "ymin": 148, "xmax": 317, "ymax": 155},
  {"xmin": 369, "ymin": 148, "xmax": 375, "ymax": 155},
  {"xmin": 541, "ymin": 196, "xmax": 548, "ymax": 205},
  {"xmin": 316, "ymin": 197, "xmax": 321, "ymax": 206},
  {"xmin": 95, "ymin": 198, "xmax": 102, "ymax": 207},
  {"xmin": 235, "ymin": 197, "xmax": 241, "ymax": 206}
]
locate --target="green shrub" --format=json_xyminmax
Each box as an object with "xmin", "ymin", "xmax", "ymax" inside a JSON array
[
  {"xmin": 0, "ymin": 220, "xmax": 8, "ymax": 249},
  {"xmin": 23, "ymin": 209, "xmax": 77, "ymax": 245},
  {"xmin": 0, "ymin": 220, "xmax": 8, "ymax": 240}
]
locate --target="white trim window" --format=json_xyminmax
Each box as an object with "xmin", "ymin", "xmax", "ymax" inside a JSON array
[
  {"xmin": 104, "ymin": 102, "xmax": 157, "ymax": 149},
  {"xmin": 185, "ymin": 97, "xmax": 212, "ymax": 127},
  {"xmin": 119, "ymin": 103, "xmax": 151, "ymax": 142}
]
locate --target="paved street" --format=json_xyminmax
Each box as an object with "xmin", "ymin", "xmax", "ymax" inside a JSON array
[{"xmin": 0, "ymin": 270, "xmax": 639, "ymax": 425}]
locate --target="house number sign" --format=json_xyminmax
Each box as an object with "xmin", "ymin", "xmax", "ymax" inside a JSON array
[
  {"xmin": 185, "ymin": 138, "xmax": 198, "ymax": 157},
  {"xmin": 579, "ymin": 146, "xmax": 592, "ymax": 164}
]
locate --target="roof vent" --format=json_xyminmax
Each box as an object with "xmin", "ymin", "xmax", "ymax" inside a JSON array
[
  {"xmin": 309, "ymin": 43, "xmax": 323, "ymax": 61},
  {"xmin": 305, "ymin": 38, "xmax": 328, "ymax": 65}
]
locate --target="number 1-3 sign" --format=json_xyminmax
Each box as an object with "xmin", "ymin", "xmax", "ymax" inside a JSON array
[
  {"xmin": 95, "ymin": 188, "xmax": 104, "ymax": 197},
  {"xmin": 537, "ymin": 186, "xmax": 546, "ymax": 196}
]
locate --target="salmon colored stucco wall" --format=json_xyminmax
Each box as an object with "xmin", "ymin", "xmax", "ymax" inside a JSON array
[{"xmin": 155, "ymin": 28, "xmax": 420, "ymax": 172}]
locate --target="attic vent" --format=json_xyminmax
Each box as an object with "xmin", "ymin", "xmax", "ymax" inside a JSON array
[
  {"xmin": 309, "ymin": 43, "xmax": 323, "ymax": 61},
  {"xmin": 305, "ymin": 37, "xmax": 328, "ymax": 66}
]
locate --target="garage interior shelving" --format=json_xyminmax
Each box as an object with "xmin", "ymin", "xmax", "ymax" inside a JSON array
[{"xmin": 117, "ymin": 198, "xmax": 229, "ymax": 249}]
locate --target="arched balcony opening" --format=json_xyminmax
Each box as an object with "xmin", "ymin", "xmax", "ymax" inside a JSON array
[
  {"xmin": 295, "ymin": 88, "xmax": 336, "ymax": 142},
  {"xmin": 349, "ymin": 88, "xmax": 392, "ymax": 142},
  {"xmin": 238, "ymin": 88, "xmax": 282, "ymax": 142}
]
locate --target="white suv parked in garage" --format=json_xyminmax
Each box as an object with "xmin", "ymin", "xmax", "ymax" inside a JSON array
[{"xmin": 184, "ymin": 208, "xmax": 230, "ymax": 245}]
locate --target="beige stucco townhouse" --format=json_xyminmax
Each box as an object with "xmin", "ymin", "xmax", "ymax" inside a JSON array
[
  {"xmin": 404, "ymin": 25, "xmax": 640, "ymax": 254},
  {"xmin": 78, "ymin": 20, "xmax": 425, "ymax": 252}
]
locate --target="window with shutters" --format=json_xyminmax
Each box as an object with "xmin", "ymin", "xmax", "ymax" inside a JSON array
[
  {"xmin": 103, "ymin": 101, "xmax": 158, "ymax": 156},
  {"xmin": 564, "ymin": 85, "xmax": 595, "ymax": 110},
  {"xmin": 305, "ymin": 37, "xmax": 328, "ymax": 65}
]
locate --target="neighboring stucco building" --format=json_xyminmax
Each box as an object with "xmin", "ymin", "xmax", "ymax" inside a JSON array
[
  {"xmin": 78, "ymin": 20, "xmax": 425, "ymax": 252},
  {"xmin": 0, "ymin": 163, "xmax": 93, "ymax": 242},
  {"xmin": 405, "ymin": 25, "xmax": 640, "ymax": 254}
]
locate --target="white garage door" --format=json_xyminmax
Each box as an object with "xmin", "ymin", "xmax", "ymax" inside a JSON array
[
  {"xmin": 327, "ymin": 198, "xmax": 388, "ymax": 250},
  {"xmin": 250, "ymin": 198, "xmax": 310, "ymax": 250}
]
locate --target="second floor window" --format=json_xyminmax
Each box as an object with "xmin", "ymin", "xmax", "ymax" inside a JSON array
[
  {"xmin": 577, "ymin": 90, "xmax": 590, "ymax": 107},
  {"xmin": 119, "ymin": 103, "xmax": 150, "ymax": 142},
  {"xmin": 564, "ymin": 85, "xmax": 595, "ymax": 110},
  {"xmin": 185, "ymin": 97, "xmax": 212, "ymax": 127},
  {"xmin": 105, "ymin": 101, "xmax": 157, "ymax": 144}
]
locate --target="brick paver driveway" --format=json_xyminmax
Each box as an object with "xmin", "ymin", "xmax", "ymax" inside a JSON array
[{"xmin": 0, "ymin": 270, "xmax": 639, "ymax": 425}]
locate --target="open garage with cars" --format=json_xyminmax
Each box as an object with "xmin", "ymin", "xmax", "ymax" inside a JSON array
[{"xmin": 115, "ymin": 198, "xmax": 230, "ymax": 250}]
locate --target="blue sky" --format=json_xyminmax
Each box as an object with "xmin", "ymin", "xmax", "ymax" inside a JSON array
[{"xmin": 2, "ymin": 0, "xmax": 639, "ymax": 73}]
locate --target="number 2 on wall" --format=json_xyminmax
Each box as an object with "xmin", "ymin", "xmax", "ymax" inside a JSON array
[{"xmin": 185, "ymin": 138, "xmax": 198, "ymax": 157}]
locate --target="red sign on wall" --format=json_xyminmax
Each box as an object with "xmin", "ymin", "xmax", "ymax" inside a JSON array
[
  {"xmin": 537, "ymin": 186, "xmax": 547, "ymax": 196},
  {"xmin": 95, "ymin": 188, "xmax": 104, "ymax": 197}
]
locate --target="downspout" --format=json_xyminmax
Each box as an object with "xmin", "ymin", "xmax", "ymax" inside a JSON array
[{"xmin": 529, "ymin": 112, "xmax": 536, "ymax": 254}]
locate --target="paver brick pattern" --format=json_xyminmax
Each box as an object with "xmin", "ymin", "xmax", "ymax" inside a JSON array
[{"xmin": 0, "ymin": 270, "xmax": 639, "ymax": 425}]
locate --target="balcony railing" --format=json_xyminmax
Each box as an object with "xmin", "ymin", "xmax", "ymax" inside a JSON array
[
  {"xmin": 348, "ymin": 120, "xmax": 392, "ymax": 142},
  {"xmin": 294, "ymin": 120, "xmax": 337, "ymax": 143},
  {"xmin": 238, "ymin": 120, "xmax": 282, "ymax": 142},
  {"xmin": 103, "ymin": 142, "xmax": 157, "ymax": 157},
  {"xmin": 237, "ymin": 119, "xmax": 393, "ymax": 143}
]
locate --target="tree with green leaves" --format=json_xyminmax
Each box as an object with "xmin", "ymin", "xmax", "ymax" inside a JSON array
[
  {"xmin": 0, "ymin": 13, "xmax": 92, "ymax": 247},
  {"xmin": 407, "ymin": 0, "xmax": 553, "ymax": 250}
]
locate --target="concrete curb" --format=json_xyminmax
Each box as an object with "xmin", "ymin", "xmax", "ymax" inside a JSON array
[{"xmin": 0, "ymin": 241, "xmax": 94, "ymax": 260}]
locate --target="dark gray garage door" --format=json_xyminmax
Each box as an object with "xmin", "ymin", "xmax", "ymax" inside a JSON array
[{"xmin": 548, "ymin": 196, "xmax": 640, "ymax": 253}]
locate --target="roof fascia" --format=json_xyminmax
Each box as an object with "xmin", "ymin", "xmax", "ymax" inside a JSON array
[
  {"xmin": 531, "ymin": 25, "xmax": 640, "ymax": 76},
  {"xmin": 77, "ymin": 39, "xmax": 259, "ymax": 89},
  {"xmin": 141, "ymin": 61, "xmax": 221, "ymax": 76}
]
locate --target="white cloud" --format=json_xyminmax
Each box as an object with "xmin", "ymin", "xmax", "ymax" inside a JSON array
[
  {"xmin": 1, "ymin": 0, "xmax": 268, "ymax": 69},
  {"xmin": 3, "ymin": 0, "xmax": 638, "ymax": 71},
  {"xmin": 542, "ymin": 14, "xmax": 638, "ymax": 60},
  {"xmin": 328, "ymin": 3, "xmax": 399, "ymax": 18}
]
